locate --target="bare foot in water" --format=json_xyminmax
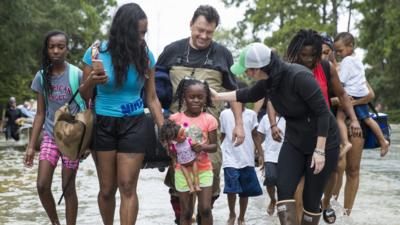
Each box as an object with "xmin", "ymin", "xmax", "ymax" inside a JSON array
[
  {"xmin": 380, "ymin": 140, "xmax": 390, "ymax": 157},
  {"xmin": 267, "ymin": 200, "xmax": 276, "ymax": 216},
  {"xmin": 238, "ymin": 218, "xmax": 246, "ymax": 225},
  {"xmin": 226, "ymin": 215, "xmax": 236, "ymax": 225},
  {"xmin": 339, "ymin": 142, "xmax": 352, "ymax": 158}
]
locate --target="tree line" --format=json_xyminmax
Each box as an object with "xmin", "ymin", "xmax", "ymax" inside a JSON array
[
  {"xmin": 0, "ymin": 0, "xmax": 116, "ymax": 107},
  {"xmin": 219, "ymin": 0, "xmax": 400, "ymax": 112},
  {"xmin": 1, "ymin": 0, "xmax": 399, "ymax": 113}
]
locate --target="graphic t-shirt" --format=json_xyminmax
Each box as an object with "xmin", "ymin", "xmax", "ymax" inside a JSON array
[
  {"xmin": 31, "ymin": 63, "xmax": 83, "ymax": 138},
  {"xmin": 82, "ymin": 42, "xmax": 156, "ymax": 117},
  {"xmin": 169, "ymin": 112, "xmax": 218, "ymax": 171}
]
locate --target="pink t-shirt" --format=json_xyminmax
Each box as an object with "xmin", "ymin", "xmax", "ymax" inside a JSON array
[{"xmin": 169, "ymin": 112, "xmax": 218, "ymax": 171}]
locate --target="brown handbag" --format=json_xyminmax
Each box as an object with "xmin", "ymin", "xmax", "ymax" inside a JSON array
[{"xmin": 53, "ymin": 90, "xmax": 94, "ymax": 161}]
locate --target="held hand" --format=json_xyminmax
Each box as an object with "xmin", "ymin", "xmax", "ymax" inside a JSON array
[
  {"xmin": 89, "ymin": 70, "xmax": 108, "ymax": 85},
  {"xmin": 271, "ymin": 126, "xmax": 283, "ymax": 142},
  {"xmin": 191, "ymin": 142, "xmax": 204, "ymax": 153},
  {"xmin": 311, "ymin": 151, "xmax": 326, "ymax": 174},
  {"xmin": 23, "ymin": 147, "xmax": 35, "ymax": 168},
  {"xmin": 349, "ymin": 120, "xmax": 362, "ymax": 138},
  {"xmin": 232, "ymin": 125, "xmax": 245, "ymax": 146}
]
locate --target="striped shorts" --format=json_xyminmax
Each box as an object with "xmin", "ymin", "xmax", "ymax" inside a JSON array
[{"xmin": 39, "ymin": 132, "xmax": 79, "ymax": 170}]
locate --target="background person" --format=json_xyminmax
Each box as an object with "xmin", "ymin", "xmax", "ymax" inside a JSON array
[
  {"xmin": 278, "ymin": 29, "xmax": 363, "ymax": 223},
  {"xmin": 334, "ymin": 32, "xmax": 389, "ymax": 157},
  {"xmin": 155, "ymin": 5, "xmax": 242, "ymax": 224},
  {"xmin": 2, "ymin": 97, "xmax": 24, "ymax": 141},
  {"xmin": 255, "ymin": 105, "xmax": 286, "ymax": 217},
  {"xmin": 219, "ymin": 82, "xmax": 262, "ymax": 225}
]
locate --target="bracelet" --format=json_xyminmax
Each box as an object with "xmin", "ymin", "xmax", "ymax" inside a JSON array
[
  {"xmin": 314, "ymin": 148, "xmax": 326, "ymax": 156},
  {"xmin": 270, "ymin": 124, "xmax": 277, "ymax": 129}
]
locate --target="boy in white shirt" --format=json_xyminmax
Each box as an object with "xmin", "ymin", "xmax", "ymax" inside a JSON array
[
  {"xmin": 256, "ymin": 114, "xmax": 286, "ymax": 216},
  {"xmin": 220, "ymin": 102, "xmax": 262, "ymax": 225},
  {"xmin": 334, "ymin": 32, "xmax": 389, "ymax": 157}
]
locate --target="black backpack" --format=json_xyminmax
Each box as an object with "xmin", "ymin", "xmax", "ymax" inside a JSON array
[{"xmin": 142, "ymin": 66, "xmax": 173, "ymax": 110}]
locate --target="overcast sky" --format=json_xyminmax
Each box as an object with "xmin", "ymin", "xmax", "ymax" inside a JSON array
[{"xmin": 115, "ymin": 0, "xmax": 359, "ymax": 58}]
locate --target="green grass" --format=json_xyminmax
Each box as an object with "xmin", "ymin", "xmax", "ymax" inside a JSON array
[{"xmin": 387, "ymin": 109, "xmax": 400, "ymax": 124}]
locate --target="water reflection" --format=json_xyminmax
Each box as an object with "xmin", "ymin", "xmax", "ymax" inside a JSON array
[{"xmin": 0, "ymin": 125, "xmax": 399, "ymax": 225}]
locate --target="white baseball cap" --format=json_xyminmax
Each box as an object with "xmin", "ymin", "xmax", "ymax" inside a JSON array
[{"xmin": 230, "ymin": 43, "xmax": 272, "ymax": 76}]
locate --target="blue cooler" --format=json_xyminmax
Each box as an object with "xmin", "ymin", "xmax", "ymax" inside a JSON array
[{"xmin": 364, "ymin": 113, "xmax": 390, "ymax": 149}]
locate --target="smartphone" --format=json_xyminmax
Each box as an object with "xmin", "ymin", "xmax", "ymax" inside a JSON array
[{"xmin": 92, "ymin": 59, "xmax": 104, "ymax": 72}]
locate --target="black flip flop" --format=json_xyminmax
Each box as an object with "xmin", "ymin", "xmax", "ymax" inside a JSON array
[{"xmin": 323, "ymin": 208, "xmax": 336, "ymax": 224}]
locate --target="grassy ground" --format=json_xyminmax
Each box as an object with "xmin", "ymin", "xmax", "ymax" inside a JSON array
[{"xmin": 387, "ymin": 109, "xmax": 400, "ymax": 124}]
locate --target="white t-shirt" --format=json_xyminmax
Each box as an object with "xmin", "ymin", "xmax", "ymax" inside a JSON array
[
  {"xmin": 220, "ymin": 108, "xmax": 258, "ymax": 168},
  {"xmin": 257, "ymin": 115, "xmax": 286, "ymax": 163},
  {"xmin": 339, "ymin": 55, "xmax": 369, "ymax": 97}
]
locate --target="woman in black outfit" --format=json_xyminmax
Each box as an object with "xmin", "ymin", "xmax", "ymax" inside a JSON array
[{"xmin": 212, "ymin": 43, "xmax": 340, "ymax": 225}]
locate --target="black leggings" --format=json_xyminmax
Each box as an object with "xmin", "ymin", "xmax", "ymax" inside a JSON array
[{"xmin": 277, "ymin": 142, "xmax": 339, "ymax": 213}]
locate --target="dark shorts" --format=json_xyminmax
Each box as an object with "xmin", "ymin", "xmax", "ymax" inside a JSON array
[
  {"xmin": 91, "ymin": 113, "xmax": 151, "ymax": 153},
  {"xmin": 352, "ymin": 97, "xmax": 370, "ymax": 120},
  {"xmin": 264, "ymin": 162, "xmax": 278, "ymax": 187},
  {"xmin": 223, "ymin": 167, "xmax": 263, "ymax": 197}
]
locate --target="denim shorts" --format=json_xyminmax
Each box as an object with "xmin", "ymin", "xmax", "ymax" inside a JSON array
[
  {"xmin": 352, "ymin": 97, "xmax": 370, "ymax": 120},
  {"xmin": 264, "ymin": 162, "xmax": 278, "ymax": 187},
  {"xmin": 223, "ymin": 167, "xmax": 263, "ymax": 197}
]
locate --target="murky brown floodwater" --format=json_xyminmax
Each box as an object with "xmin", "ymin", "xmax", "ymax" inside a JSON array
[{"xmin": 1, "ymin": 125, "xmax": 399, "ymax": 225}]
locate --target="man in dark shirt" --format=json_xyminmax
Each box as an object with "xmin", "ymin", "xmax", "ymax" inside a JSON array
[
  {"xmin": 3, "ymin": 97, "xmax": 23, "ymax": 141},
  {"xmin": 156, "ymin": 5, "xmax": 241, "ymax": 225}
]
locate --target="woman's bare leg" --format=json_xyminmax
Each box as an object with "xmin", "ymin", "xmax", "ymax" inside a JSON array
[
  {"xmin": 117, "ymin": 152, "xmax": 144, "ymax": 225},
  {"xmin": 344, "ymin": 136, "xmax": 364, "ymax": 215},
  {"xmin": 95, "ymin": 151, "xmax": 118, "ymax": 225}
]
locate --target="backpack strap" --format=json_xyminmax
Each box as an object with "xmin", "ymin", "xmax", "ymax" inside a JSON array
[
  {"xmin": 68, "ymin": 64, "xmax": 87, "ymax": 111},
  {"xmin": 39, "ymin": 71, "xmax": 49, "ymax": 109},
  {"xmin": 320, "ymin": 60, "xmax": 333, "ymax": 107}
]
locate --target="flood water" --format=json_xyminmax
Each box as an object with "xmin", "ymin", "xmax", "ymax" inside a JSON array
[{"xmin": 1, "ymin": 125, "xmax": 399, "ymax": 225}]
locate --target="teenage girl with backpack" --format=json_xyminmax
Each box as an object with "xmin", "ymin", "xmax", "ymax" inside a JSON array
[{"xmin": 24, "ymin": 30, "xmax": 83, "ymax": 225}]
